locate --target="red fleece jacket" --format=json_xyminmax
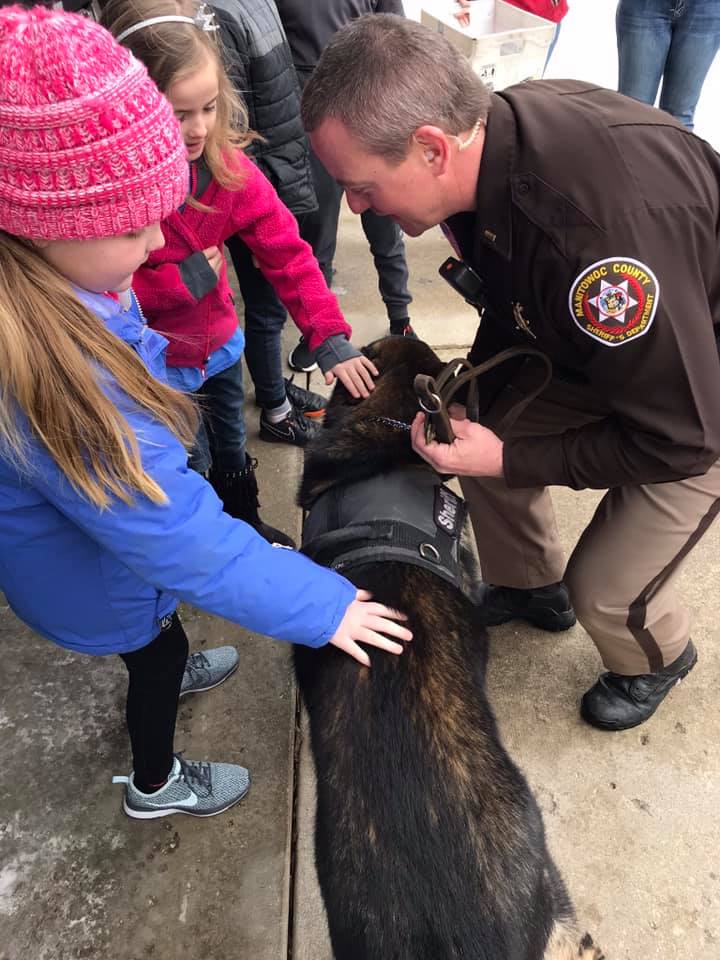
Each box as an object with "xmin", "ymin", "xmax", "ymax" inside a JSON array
[{"xmin": 132, "ymin": 150, "xmax": 350, "ymax": 368}]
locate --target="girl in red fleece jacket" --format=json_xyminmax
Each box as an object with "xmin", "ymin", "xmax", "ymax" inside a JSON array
[{"xmin": 104, "ymin": 0, "xmax": 377, "ymax": 545}]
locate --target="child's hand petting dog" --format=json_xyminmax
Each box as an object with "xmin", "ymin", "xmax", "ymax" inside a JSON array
[
  {"xmin": 411, "ymin": 412, "xmax": 504, "ymax": 478},
  {"xmin": 330, "ymin": 589, "xmax": 412, "ymax": 666},
  {"xmin": 327, "ymin": 355, "xmax": 379, "ymax": 398}
]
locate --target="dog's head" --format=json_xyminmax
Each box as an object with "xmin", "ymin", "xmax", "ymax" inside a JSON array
[{"xmin": 299, "ymin": 336, "xmax": 445, "ymax": 508}]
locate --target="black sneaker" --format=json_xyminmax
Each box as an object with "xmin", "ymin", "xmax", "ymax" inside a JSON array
[
  {"xmin": 580, "ymin": 640, "xmax": 697, "ymax": 731},
  {"xmin": 389, "ymin": 320, "xmax": 418, "ymax": 338},
  {"xmin": 288, "ymin": 336, "xmax": 318, "ymax": 373},
  {"xmin": 477, "ymin": 581, "xmax": 576, "ymax": 632},
  {"xmin": 259, "ymin": 404, "xmax": 320, "ymax": 446},
  {"xmin": 284, "ymin": 377, "xmax": 326, "ymax": 419}
]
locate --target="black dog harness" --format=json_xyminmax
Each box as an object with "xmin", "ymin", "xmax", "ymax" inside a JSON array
[{"xmin": 301, "ymin": 466, "xmax": 467, "ymax": 587}]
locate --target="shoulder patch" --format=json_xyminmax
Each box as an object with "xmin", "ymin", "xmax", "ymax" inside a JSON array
[{"xmin": 568, "ymin": 257, "xmax": 659, "ymax": 347}]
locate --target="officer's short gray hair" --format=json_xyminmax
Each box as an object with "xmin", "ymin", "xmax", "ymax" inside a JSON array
[{"xmin": 301, "ymin": 14, "xmax": 491, "ymax": 164}]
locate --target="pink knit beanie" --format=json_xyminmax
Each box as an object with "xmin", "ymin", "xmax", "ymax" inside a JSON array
[{"xmin": 0, "ymin": 6, "xmax": 188, "ymax": 240}]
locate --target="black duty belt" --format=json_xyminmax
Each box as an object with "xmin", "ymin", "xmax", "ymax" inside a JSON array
[{"xmin": 301, "ymin": 466, "xmax": 467, "ymax": 587}]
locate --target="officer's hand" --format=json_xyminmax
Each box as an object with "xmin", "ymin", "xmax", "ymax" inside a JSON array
[
  {"xmin": 326, "ymin": 355, "xmax": 378, "ymax": 399},
  {"xmin": 453, "ymin": 0, "xmax": 471, "ymax": 27},
  {"xmin": 410, "ymin": 412, "xmax": 504, "ymax": 477},
  {"xmin": 329, "ymin": 589, "xmax": 412, "ymax": 667}
]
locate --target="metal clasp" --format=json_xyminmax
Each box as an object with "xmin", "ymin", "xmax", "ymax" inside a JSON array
[
  {"xmin": 419, "ymin": 542, "xmax": 441, "ymax": 563},
  {"xmin": 418, "ymin": 391, "xmax": 442, "ymax": 414}
]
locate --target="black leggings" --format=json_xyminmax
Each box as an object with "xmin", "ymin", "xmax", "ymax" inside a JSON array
[{"xmin": 119, "ymin": 612, "xmax": 188, "ymax": 792}]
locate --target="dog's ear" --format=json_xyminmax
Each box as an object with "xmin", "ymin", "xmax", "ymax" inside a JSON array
[
  {"xmin": 361, "ymin": 335, "xmax": 433, "ymax": 375},
  {"xmin": 363, "ymin": 336, "xmax": 445, "ymax": 373},
  {"xmin": 325, "ymin": 336, "xmax": 445, "ymax": 429},
  {"xmin": 361, "ymin": 337, "xmax": 387, "ymax": 369}
]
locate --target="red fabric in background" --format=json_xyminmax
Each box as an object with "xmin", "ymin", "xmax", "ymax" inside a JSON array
[{"xmin": 503, "ymin": 0, "xmax": 569, "ymax": 23}]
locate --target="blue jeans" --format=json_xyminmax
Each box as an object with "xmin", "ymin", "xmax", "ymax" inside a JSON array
[
  {"xmin": 294, "ymin": 68, "xmax": 412, "ymax": 325},
  {"xmin": 616, "ymin": 0, "xmax": 720, "ymax": 129},
  {"xmin": 226, "ymin": 234, "xmax": 288, "ymax": 411},
  {"xmin": 544, "ymin": 22, "xmax": 561, "ymax": 73},
  {"xmin": 189, "ymin": 357, "xmax": 247, "ymax": 474}
]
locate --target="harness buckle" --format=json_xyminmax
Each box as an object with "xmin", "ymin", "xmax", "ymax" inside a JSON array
[{"xmin": 419, "ymin": 542, "xmax": 441, "ymax": 563}]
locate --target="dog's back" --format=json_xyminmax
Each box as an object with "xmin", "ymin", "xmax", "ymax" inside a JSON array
[
  {"xmin": 296, "ymin": 338, "xmax": 601, "ymax": 960},
  {"xmin": 295, "ymin": 562, "xmax": 575, "ymax": 960}
]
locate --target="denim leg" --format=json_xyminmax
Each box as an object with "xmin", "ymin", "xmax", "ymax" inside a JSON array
[
  {"xmin": 297, "ymin": 144, "xmax": 344, "ymax": 286},
  {"xmin": 197, "ymin": 358, "xmax": 247, "ymax": 471},
  {"xmin": 616, "ymin": 0, "xmax": 673, "ymax": 107},
  {"xmin": 226, "ymin": 234, "xmax": 288, "ymax": 411},
  {"xmin": 543, "ymin": 21, "xmax": 561, "ymax": 74},
  {"xmin": 360, "ymin": 209, "xmax": 413, "ymax": 324},
  {"xmin": 659, "ymin": 1, "xmax": 720, "ymax": 128},
  {"xmin": 188, "ymin": 414, "xmax": 211, "ymax": 475}
]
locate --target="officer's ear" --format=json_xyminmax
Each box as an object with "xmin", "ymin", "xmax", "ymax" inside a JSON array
[{"xmin": 413, "ymin": 126, "xmax": 452, "ymax": 176}]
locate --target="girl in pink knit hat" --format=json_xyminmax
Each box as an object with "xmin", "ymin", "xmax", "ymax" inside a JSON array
[
  {"xmin": 101, "ymin": 0, "xmax": 378, "ymax": 546},
  {"xmin": 0, "ymin": 5, "xmax": 411, "ymax": 820}
]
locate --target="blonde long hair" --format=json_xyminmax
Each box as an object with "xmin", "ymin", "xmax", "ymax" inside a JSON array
[
  {"xmin": 101, "ymin": 0, "xmax": 258, "ymax": 191},
  {"xmin": 0, "ymin": 232, "xmax": 198, "ymax": 509}
]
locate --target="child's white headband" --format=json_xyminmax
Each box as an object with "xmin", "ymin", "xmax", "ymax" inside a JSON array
[{"xmin": 116, "ymin": 4, "xmax": 217, "ymax": 44}]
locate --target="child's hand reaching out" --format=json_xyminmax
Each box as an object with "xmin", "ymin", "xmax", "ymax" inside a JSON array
[{"xmin": 329, "ymin": 589, "xmax": 412, "ymax": 666}]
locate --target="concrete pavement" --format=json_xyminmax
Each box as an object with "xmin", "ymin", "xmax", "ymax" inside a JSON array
[{"xmin": 1, "ymin": 207, "xmax": 718, "ymax": 960}]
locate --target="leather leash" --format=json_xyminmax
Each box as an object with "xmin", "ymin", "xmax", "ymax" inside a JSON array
[{"xmin": 414, "ymin": 347, "xmax": 553, "ymax": 444}]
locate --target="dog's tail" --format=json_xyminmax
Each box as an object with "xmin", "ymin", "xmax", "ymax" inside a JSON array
[{"xmin": 543, "ymin": 922, "xmax": 605, "ymax": 960}]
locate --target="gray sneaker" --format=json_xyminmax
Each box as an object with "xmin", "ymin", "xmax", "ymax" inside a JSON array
[
  {"xmin": 180, "ymin": 646, "xmax": 239, "ymax": 697},
  {"xmin": 113, "ymin": 755, "xmax": 251, "ymax": 819}
]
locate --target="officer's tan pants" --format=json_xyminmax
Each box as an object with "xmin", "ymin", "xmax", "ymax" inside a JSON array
[{"xmin": 460, "ymin": 368, "xmax": 720, "ymax": 675}]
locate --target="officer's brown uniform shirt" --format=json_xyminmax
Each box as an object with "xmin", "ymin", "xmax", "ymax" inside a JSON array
[
  {"xmin": 445, "ymin": 81, "xmax": 720, "ymax": 674},
  {"xmin": 445, "ymin": 80, "xmax": 720, "ymax": 491}
]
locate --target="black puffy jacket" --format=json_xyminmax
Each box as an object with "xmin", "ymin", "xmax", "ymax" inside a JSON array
[
  {"xmin": 275, "ymin": 0, "xmax": 405, "ymax": 77},
  {"xmin": 211, "ymin": 0, "xmax": 316, "ymax": 216}
]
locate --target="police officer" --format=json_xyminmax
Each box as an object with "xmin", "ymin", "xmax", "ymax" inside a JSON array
[{"xmin": 300, "ymin": 13, "xmax": 720, "ymax": 730}]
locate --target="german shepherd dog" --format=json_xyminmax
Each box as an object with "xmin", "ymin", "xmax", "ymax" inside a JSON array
[{"xmin": 295, "ymin": 337, "xmax": 602, "ymax": 960}]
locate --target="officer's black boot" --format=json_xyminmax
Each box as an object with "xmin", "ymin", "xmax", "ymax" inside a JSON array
[
  {"xmin": 580, "ymin": 640, "xmax": 697, "ymax": 731},
  {"xmin": 209, "ymin": 456, "xmax": 296, "ymax": 549},
  {"xmin": 476, "ymin": 581, "xmax": 576, "ymax": 631}
]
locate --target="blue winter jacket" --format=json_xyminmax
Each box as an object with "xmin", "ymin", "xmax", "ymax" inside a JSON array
[{"xmin": 0, "ymin": 288, "xmax": 356, "ymax": 655}]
